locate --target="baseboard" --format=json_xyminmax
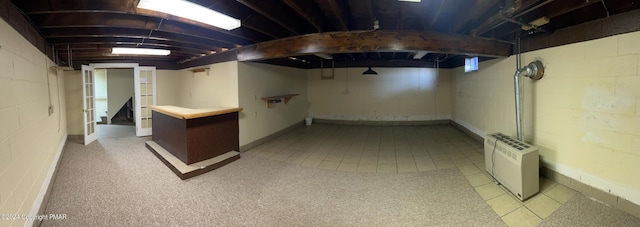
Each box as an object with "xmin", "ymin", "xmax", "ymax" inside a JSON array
[
  {"xmin": 313, "ymin": 118, "xmax": 450, "ymax": 126},
  {"xmin": 239, "ymin": 121, "xmax": 304, "ymax": 152},
  {"xmin": 27, "ymin": 134, "xmax": 67, "ymax": 227},
  {"xmin": 450, "ymin": 121, "xmax": 640, "ymax": 220},
  {"xmin": 449, "ymin": 120, "xmax": 484, "ymax": 143}
]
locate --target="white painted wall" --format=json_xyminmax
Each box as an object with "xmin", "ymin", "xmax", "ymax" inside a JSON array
[
  {"xmin": 157, "ymin": 61, "xmax": 307, "ymax": 147},
  {"xmin": 95, "ymin": 69, "xmax": 108, "ymax": 121},
  {"xmin": 307, "ymin": 67, "xmax": 451, "ymax": 121},
  {"xmin": 156, "ymin": 70, "xmax": 182, "ymax": 105},
  {"xmin": 106, "ymin": 68, "xmax": 134, "ymax": 123},
  {"xmin": 452, "ymin": 31, "xmax": 640, "ymax": 205},
  {"xmin": 178, "ymin": 61, "xmax": 239, "ymax": 109},
  {"xmin": 0, "ymin": 18, "xmax": 68, "ymax": 226},
  {"xmin": 238, "ymin": 62, "xmax": 307, "ymax": 146},
  {"xmin": 64, "ymin": 71, "xmax": 82, "ymax": 135}
]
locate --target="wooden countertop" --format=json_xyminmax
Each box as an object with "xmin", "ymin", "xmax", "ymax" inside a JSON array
[{"xmin": 150, "ymin": 105, "xmax": 243, "ymax": 119}]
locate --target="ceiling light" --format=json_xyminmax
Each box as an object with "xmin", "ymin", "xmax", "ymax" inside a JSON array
[
  {"xmin": 398, "ymin": 0, "xmax": 421, "ymax": 2},
  {"xmin": 522, "ymin": 16, "xmax": 549, "ymax": 31},
  {"xmin": 137, "ymin": 0, "xmax": 241, "ymax": 30},
  {"xmin": 112, "ymin": 47, "xmax": 171, "ymax": 56},
  {"xmin": 314, "ymin": 53, "xmax": 333, "ymax": 59},
  {"xmin": 413, "ymin": 51, "xmax": 429, "ymax": 60},
  {"xmin": 362, "ymin": 67, "xmax": 378, "ymax": 75}
]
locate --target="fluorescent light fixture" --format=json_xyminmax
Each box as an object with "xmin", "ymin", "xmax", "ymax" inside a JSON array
[
  {"xmin": 112, "ymin": 47, "xmax": 171, "ymax": 56},
  {"xmin": 413, "ymin": 51, "xmax": 429, "ymax": 60},
  {"xmin": 314, "ymin": 53, "xmax": 333, "ymax": 59},
  {"xmin": 137, "ymin": 0, "xmax": 241, "ymax": 30},
  {"xmin": 398, "ymin": 0, "xmax": 421, "ymax": 2}
]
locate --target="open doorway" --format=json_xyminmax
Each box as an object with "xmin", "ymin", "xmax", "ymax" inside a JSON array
[
  {"xmin": 80, "ymin": 63, "xmax": 156, "ymax": 145},
  {"xmin": 94, "ymin": 68, "xmax": 136, "ymax": 140}
]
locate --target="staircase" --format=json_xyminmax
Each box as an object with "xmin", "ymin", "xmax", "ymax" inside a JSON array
[{"xmin": 111, "ymin": 97, "xmax": 134, "ymax": 125}]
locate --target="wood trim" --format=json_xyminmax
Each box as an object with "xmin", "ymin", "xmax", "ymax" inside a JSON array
[{"xmin": 150, "ymin": 105, "xmax": 243, "ymax": 120}]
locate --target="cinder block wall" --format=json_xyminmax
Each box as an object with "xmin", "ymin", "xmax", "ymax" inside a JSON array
[
  {"xmin": 452, "ymin": 31, "xmax": 640, "ymax": 211},
  {"xmin": 0, "ymin": 18, "xmax": 68, "ymax": 226}
]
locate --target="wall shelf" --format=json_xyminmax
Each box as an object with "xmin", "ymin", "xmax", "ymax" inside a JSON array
[
  {"xmin": 261, "ymin": 94, "xmax": 299, "ymax": 108},
  {"xmin": 189, "ymin": 68, "xmax": 209, "ymax": 75}
]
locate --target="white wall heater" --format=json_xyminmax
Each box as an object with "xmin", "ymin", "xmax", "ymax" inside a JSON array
[{"xmin": 484, "ymin": 133, "xmax": 539, "ymax": 201}]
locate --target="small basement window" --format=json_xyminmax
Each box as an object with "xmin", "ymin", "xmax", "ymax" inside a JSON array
[{"xmin": 465, "ymin": 57, "xmax": 478, "ymax": 73}]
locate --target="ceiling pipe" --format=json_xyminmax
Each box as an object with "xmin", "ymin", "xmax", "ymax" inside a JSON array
[
  {"xmin": 499, "ymin": 13, "xmax": 550, "ymax": 34},
  {"xmin": 514, "ymin": 60, "xmax": 544, "ymax": 141},
  {"xmin": 474, "ymin": 0, "xmax": 555, "ymax": 36}
]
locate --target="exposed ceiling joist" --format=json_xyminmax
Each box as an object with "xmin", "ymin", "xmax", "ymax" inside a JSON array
[
  {"xmin": 326, "ymin": 0, "xmax": 349, "ymax": 31},
  {"xmin": 429, "ymin": 0, "xmax": 446, "ymax": 27},
  {"xmin": 6, "ymin": 0, "xmax": 640, "ymax": 69},
  {"xmin": 236, "ymin": 0, "xmax": 312, "ymax": 35},
  {"xmin": 282, "ymin": 0, "xmax": 327, "ymax": 32},
  {"xmin": 473, "ymin": 0, "xmax": 546, "ymax": 36},
  {"xmin": 452, "ymin": 0, "xmax": 500, "ymax": 33}
]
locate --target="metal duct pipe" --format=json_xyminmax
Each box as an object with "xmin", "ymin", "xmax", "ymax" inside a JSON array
[{"xmin": 514, "ymin": 60, "xmax": 544, "ymax": 141}]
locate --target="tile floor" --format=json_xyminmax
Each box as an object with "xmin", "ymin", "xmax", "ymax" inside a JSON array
[{"xmin": 245, "ymin": 123, "xmax": 579, "ymax": 227}]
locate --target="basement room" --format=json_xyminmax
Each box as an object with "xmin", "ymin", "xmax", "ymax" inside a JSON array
[{"xmin": 0, "ymin": 0, "xmax": 639, "ymax": 226}]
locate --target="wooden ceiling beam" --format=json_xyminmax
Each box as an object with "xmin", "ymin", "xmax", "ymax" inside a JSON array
[
  {"xmin": 236, "ymin": 30, "xmax": 512, "ymax": 61},
  {"xmin": 236, "ymin": 0, "xmax": 312, "ymax": 35},
  {"xmin": 282, "ymin": 0, "xmax": 328, "ymax": 32}
]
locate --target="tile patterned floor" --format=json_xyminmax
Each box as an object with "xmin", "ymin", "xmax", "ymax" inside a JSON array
[{"xmin": 245, "ymin": 123, "xmax": 579, "ymax": 227}]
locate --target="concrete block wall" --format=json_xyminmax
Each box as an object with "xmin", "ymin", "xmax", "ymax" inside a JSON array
[
  {"xmin": 452, "ymin": 31, "xmax": 640, "ymax": 209},
  {"xmin": 307, "ymin": 67, "xmax": 451, "ymax": 122},
  {"xmin": 0, "ymin": 18, "xmax": 68, "ymax": 226}
]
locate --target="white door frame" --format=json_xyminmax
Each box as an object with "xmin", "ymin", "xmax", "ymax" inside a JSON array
[
  {"xmin": 88, "ymin": 63, "xmax": 157, "ymax": 137},
  {"xmin": 134, "ymin": 66, "xmax": 157, "ymax": 136},
  {"xmin": 81, "ymin": 65, "xmax": 97, "ymax": 145}
]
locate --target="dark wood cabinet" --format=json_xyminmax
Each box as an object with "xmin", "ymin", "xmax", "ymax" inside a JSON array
[{"xmin": 147, "ymin": 106, "xmax": 242, "ymax": 179}]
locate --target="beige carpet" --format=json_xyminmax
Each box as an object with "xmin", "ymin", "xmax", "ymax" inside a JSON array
[
  {"xmin": 539, "ymin": 194, "xmax": 640, "ymax": 226},
  {"xmin": 42, "ymin": 135, "xmax": 505, "ymax": 226}
]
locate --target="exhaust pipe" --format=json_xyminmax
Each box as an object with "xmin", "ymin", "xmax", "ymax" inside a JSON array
[{"xmin": 514, "ymin": 60, "xmax": 544, "ymax": 141}]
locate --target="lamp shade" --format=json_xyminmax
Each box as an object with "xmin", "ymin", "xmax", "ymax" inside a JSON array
[{"xmin": 363, "ymin": 67, "xmax": 378, "ymax": 75}]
